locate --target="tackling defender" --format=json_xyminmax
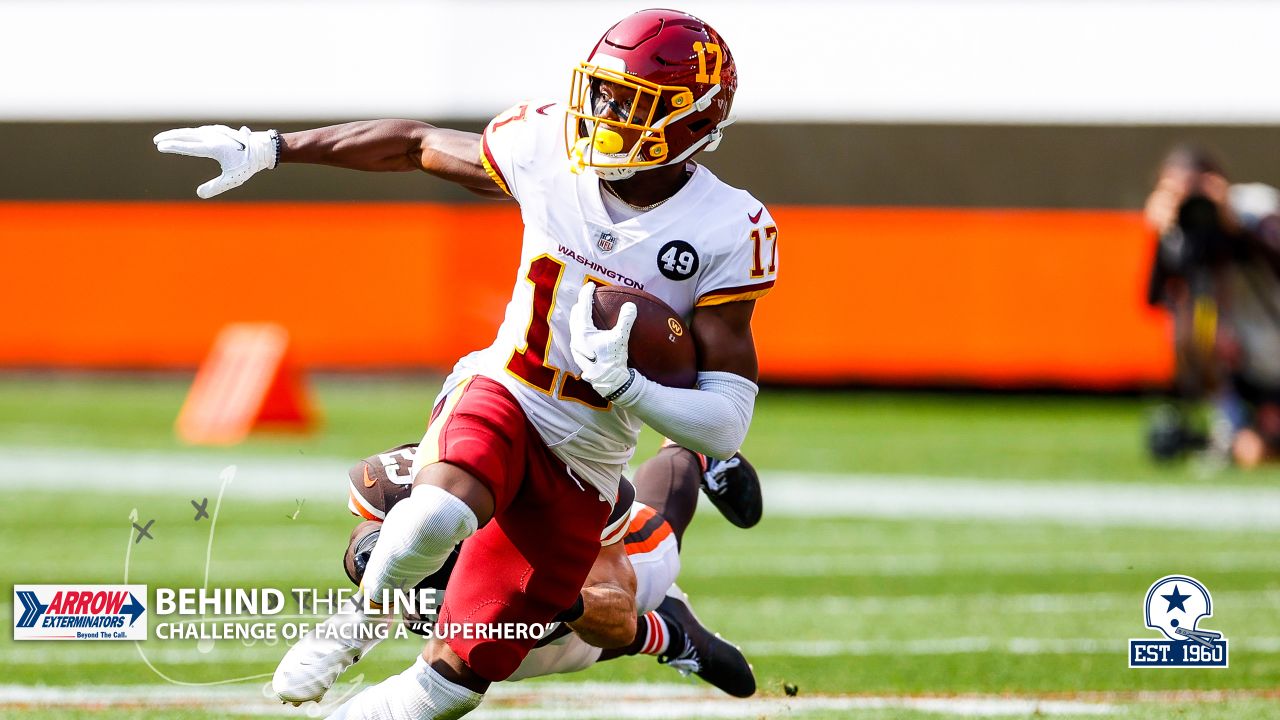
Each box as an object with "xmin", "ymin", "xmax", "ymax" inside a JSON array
[
  {"xmin": 339, "ymin": 442, "xmax": 761, "ymax": 696},
  {"xmin": 156, "ymin": 9, "xmax": 777, "ymax": 719}
]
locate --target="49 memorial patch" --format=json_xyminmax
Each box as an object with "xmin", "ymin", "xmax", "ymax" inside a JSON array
[
  {"xmin": 1129, "ymin": 575, "xmax": 1227, "ymax": 668},
  {"xmin": 13, "ymin": 585, "xmax": 148, "ymax": 640}
]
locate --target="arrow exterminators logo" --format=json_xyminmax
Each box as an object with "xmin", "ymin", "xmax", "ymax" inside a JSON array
[{"xmin": 13, "ymin": 585, "xmax": 148, "ymax": 640}]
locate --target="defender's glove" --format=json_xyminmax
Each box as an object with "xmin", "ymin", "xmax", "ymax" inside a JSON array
[
  {"xmin": 153, "ymin": 125, "xmax": 280, "ymax": 198},
  {"xmin": 569, "ymin": 283, "xmax": 639, "ymax": 401}
]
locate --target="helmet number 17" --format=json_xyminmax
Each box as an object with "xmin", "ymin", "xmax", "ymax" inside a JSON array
[{"xmin": 693, "ymin": 42, "xmax": 723, "ymax": 85}]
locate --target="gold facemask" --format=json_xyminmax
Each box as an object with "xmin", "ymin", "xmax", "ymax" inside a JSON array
[{"xmin": 566, "ymin": 62, "xmax": 696, "ymax": 175}]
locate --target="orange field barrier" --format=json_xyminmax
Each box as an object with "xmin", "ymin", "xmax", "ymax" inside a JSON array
[{"xmin": 0, "ymin": 202, "xmax": 1171, "ymax": 388}]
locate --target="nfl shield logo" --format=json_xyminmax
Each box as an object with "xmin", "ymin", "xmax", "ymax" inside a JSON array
[{"xmin": 597, "ymin": 231, "xmax": 617, "ymax": 252}]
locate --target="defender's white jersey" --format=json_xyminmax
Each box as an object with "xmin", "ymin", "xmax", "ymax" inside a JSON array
[{"xmin": 439, "ymin": 100, "xmax": 778, "ymax": 496}]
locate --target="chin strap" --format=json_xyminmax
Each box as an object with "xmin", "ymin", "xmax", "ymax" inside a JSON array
[
  {"xmin": 663, "ymin": 116, "xmax": 736, "ymax": 166},
  {"xmin": 646, "ymin": 84, "xmax": 734, "ymax": 168},
  {"xmin": 702, "ymin": 116, "xmax": 736, "ymax": 153},
  {"xmin": 593, "ymin": 166, "xmax": 638, "ymax": 181}
]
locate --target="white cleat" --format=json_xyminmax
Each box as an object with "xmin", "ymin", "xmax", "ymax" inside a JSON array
[{"xmin": 272, "ymin": 601, "xmax": 387, "ymax": 703}]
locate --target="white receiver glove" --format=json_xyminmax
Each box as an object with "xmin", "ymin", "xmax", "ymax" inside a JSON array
[
  {"xmin": 153, "ymin": 125, "xmax": 279, "ymax": 198},
  {"xmin": 569, "ymin": 283, "xmax": 639, "ymax": 400},
  {"xmin": 569, "ymin": 284, "xmax": 755, "ymax": 457}
]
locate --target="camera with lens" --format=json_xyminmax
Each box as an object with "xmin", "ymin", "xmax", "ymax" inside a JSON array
[{"xmin": 1159, "ymin": 194, "xmax": 1231, "ymax": 276}]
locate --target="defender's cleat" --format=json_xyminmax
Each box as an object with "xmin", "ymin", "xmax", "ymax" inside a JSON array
[
  {"xmin": 272, "ymin": 599, "xmax": 387, "ymax": 703},
  {"xmin": 700, "ymin": 453, "xmax": 762, "ymax": 528},
  {"xmin": 655, "ymin": 590, "xmax": 756, "ymax": 698}
]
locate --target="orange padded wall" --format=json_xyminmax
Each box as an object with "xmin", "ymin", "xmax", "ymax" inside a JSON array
[{"xmin": 0, "ymin": 202, "xmax": 1171, "ymax": 387}]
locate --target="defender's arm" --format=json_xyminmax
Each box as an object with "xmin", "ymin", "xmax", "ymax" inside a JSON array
[{"xmin": 565, "ymin": 540, "xmax": 638, "ymax": 649}]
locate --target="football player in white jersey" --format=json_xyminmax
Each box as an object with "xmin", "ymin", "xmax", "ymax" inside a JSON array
[{"xmin": 155, "ymin": 9, "xmax": 777, "ymax": 719}]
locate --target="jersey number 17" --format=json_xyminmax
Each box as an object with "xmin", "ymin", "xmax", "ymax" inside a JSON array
[{"xmin": 506, "ymin": 255, "xmax": 611, "ymax": 411}]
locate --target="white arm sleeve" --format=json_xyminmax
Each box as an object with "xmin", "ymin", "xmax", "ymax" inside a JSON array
[{"xmin": 612, "ymin": 370, "xmax": 757, "ymax": 460}]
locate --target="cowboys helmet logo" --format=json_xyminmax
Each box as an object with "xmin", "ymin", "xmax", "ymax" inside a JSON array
[
  {"xmin": 1130, "ymin": 574, "xmax": 1227, "ymax": 667},
  {"xmin": 1144, "ymin": 575, "xmax": 1217, "ymax": 643}
]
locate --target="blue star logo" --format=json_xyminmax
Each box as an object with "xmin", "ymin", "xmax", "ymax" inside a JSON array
[{"xmin": 1162, "ymin": 585, "xmax": 1191, "ymax": 613}]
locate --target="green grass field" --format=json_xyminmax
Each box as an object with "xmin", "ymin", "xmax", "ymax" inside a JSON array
[{"xmin": 1, "ymin": 373, "xmax": 1278, "ymax": 719}]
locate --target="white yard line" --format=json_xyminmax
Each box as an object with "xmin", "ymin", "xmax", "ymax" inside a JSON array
[
  {"xmin": 686, "ymin": 550, "xmax": 1280, "ymax": 576},
  {"xmin": 747, "ymin": 636, "xmax": 1280, "ymax": 656},
  {"xmin": 694, "ymin": 589, "xmax": 1280, "ymax": 615},
  {"xmin": 765, "ymin": 471, "xmax": 1280, "ymax": 528},
  {"xmin": 0, "ymin": 446, "xmax": 350, "ymax": 500},
  {"xmin": 0, "ymin": 682, "xmax": 1121, "ymax": 717},
  {"xmin": 3, "ymin": 445, "xmax": 1280, "ymax": 528},
  {"xmin": 4, "ymin": 633, "xmax": 1278, "ymax": 665}
]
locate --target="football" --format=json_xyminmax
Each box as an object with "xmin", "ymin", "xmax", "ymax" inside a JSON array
[{"xmin": 592, "ymin": 286, "xmax": 697, "ymax": 389}]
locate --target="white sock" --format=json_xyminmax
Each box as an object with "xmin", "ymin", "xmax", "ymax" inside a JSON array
[
  {"xmin": 361, "ymin": 484, "xmax": 478, "ymax": 599},
  {"xmin": 638, "ymin": 611, "xmax": 671, "ymax": 656},
  {"xmin": 327, "ymin": 656, "xmax": 482, "ymax": 720},
  {"xmin": 325, "ymin": 598, "xmax": 391, "ymax": 652}
]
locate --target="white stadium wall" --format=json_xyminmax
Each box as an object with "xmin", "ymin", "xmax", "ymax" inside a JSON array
[{"xmin": 2, "ymin": 0, "xmax": 1278, "ymax": 124}]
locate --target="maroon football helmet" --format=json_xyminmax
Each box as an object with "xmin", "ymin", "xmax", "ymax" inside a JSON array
[{"xmin": 567, "ymin": 9, "xmax": 737, "ymax": 179}]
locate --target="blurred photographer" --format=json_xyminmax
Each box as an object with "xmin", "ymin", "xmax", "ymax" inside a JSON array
[{"xmin": 1145, "ymin": 145, "xmax": 1280, "ymax": 467}]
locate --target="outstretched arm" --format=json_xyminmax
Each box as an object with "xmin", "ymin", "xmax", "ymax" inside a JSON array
[
  {"xmin": 154, "ymin": 121, "xmax": 507, "ymax": 199},
  {"xmin": 279, "ymin": 121, "xmax": 505, "ymax": 197}
]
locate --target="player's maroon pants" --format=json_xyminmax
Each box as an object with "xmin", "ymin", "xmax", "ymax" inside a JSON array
[{"xmin": 417, "ymin": 376, "xmax": 610, "ymax": 681}]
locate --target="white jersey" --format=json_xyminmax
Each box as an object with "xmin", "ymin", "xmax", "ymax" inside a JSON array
[{"xmin": 439, "ymin": 100, "xmax": 779, "ymax": 496}]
